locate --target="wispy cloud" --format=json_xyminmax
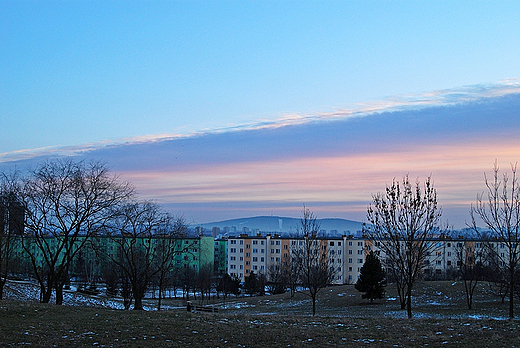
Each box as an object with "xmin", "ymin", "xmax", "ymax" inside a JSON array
[
  {"xmin": 3, "ymin": 80, "xmax": 520, "ymax": 164},
  {"xmin": 3, "ymin": 81, "xmax": 520, "ymax": 227}
]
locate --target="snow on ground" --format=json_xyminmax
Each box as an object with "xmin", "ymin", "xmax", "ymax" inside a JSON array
[{"xmin": 4, "ymin": 280, "xmax": 127, "ymax": 310}]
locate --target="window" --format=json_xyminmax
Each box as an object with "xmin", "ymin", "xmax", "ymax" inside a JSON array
[
  {"xmin": 447, "ymin": 252, "xmax": 452, "ymax": 257},
  {"xmin": 239, "ymin": 265, "xmax": 243, "ymax": 269},
  {"xmin": 246, "ymin": 261, "xmax": 250, "ymax": 265},
  {"xmin": 240, "ymin": 248, "xmax": 244, "ymax": 253},
  {"xmin": 253, "ymin": 248, "xmax": 258, "ymax": 253},
  {"xmin": 271, "ymin": 249, "xmax": 275, "ymax": 253},
  {"xmin": 349, "ymin": 250, "xmax": 353, "ymax": 254},
  {"xmin": 276, "ymin": 249, "xmax": 280, "ymax": 253},
  {"xmin": 253, "ymin": 240, "xmax": 258, "ymax": 245},
  {"xmin": 230, "ymin": 248, "xmax": 236, "ymax": 253},
  {"xmin": 230, "ymin": 256, "xmax": 236, "ymax": 261},
  {"xmin": 261, "ymin": 249, "xmax": 264, "ymax": 253},
  {"xmin": 338, "ymin": 242, "xmax": 341, "ymax": 246},
  {"xmin": 447, "ymin": 261, "xmax": 452, "ymax": 266},
  {"xmin": 349, "ymin": 241, "xmax": 353, "ymax": 246},
  {"xmin": 358, "ymin": 242, "xmax": 363, "ymax": 246},
  {"xmin": 231, "ymin": 240, "xmax": 237, "ymax": 245},
  {"xmin": 246, "ymin": 253, "xmax": 250, "ymax": 257},
  {"xmin": 230, "ymin": 265, "xmax": 236, "ymax": 269},
  {"xmin": 261, "ymin": 257, "xmax": 264, "ymax": 262},
  {"xmin": 348, "ymin": 258, "xmax": 352, "ymax": 263},
  {"xmin": 253, "ymin": 257, "xmax": 258, "ymax": 262},
  {"xmin": 239, "ymin": 257, "xmax": 243, "ymax": 261},
  {"xmin": 246, "ymin": 244, "xmax": 251, "ymax": 249},
  {"xmin": 338, "ymin": 250, "xmax": 342, "ymax": 255},
  {"xmin": 240, "ymin": 240, "xmax": 244, "ymax": 245},
  {"xmin": 330, "ymin": 241, "xmax": 335, "ymax": 246},
  {"xmin": 261, "ymin": 241, "xmax": 264, "ymax": 245},
  {"xmin": 357, "ymin": 250, "xmax": 363, "ymax": 255},
  {"xmin": 276, "ymin": 241, "xmax": 280, "ymax": 245},
  {"xmin": 348, "ymin": 267, "xmax": 352, "ymax": 272},
  {"xmin": 358, "ymin": 259, "xmax": 363, "ymax": 264},
  {"xmin": 436, "ymin": 260, "xmax": 442, "ymax": 265},
  {"xmin": 284, "ymin": 244, "xmax": 288, "ymax": 249}
]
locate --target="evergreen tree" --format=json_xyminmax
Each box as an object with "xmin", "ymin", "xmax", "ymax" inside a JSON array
[
  {"xmin": 355, "ymin": 251, "xmax": 386, "ymax": 302},
  {"xmin": 244, "ymin": 271, "xmax": 259, "ymax": 296}
]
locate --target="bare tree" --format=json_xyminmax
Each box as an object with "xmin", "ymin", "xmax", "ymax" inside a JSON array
[
  {"xmin": 365, "ymin": 175, "xmax": 443, "ymax": 318},
  {"xmin": 0, "ymin": 187, "xmax": 24, "ymax": 299},
  {"xmin": 267, "ymin": 264, "xmax": 287, "ymax": 294},
  {"xmin": 16, "ymin": 159, "xmax": 132, "ymax": 304},
  {"xmin": 216, "ymin": 273, "xmax": 240, "ymax": 299},
  {"xmin": 196, "ymin": 264, "xmax": 214, "ymax": 304},
  {"xmin": 99, "ymin": 201, "xmax": 170, "ymax": 310},
  {"xmin": 285, "ymin": 247, "xmax": 303, "ymax": 298},
  {"xmin": 455, "ymin": 241, "xmax": 485, "ymax": 310},
  {"xmin": 293, "ymin": 206, "xmax": 336, "ymax": 316},
  {"xmin": 153, "ymin": 216, "xmax": 188, "ymax": 310},
  {"xmin": 470, "ymin": 161, "xmax": 520, "ymax": 320}
]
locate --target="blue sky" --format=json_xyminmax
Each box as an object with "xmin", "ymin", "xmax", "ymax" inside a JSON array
[{"xmin": 2, "ymin": 1, "xmax": 520, "ymax": 228}]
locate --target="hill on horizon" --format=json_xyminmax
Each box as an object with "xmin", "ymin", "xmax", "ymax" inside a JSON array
[{"xmin": 195, "ymin": 216, "xmax": 364, "ymax": 236}]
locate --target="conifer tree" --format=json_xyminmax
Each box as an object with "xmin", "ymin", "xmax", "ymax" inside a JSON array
[{"xmin": 355, "ymin": 251, "xmax": 386, "ymax": 302}]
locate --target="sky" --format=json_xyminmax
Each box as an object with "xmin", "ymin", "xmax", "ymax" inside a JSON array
[{"xmin": 2, "ymin": 1, "xmax": 520, "ymax": 229}]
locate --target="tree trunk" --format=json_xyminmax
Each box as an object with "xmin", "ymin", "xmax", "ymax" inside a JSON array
[
  {"xmin": 464, "ymin": 280, "xmax": 473, "ymax": 310},
  {"xmin": 0, "ymin": 279, "xmax": 5, "ymax": 300},
  {"xmin": 406, "ymin": 288, "xmax": 412, "ymax": 319},
  {"xmin": 133, "ymin": 295, "xmax": 144, "ymax": 310},
  {"xmin": 157, "ymin": 277, "xmax": 163, "ymax": 311},
  {"xmin": 55, "ymin": 285, "xmax": 63, "ymax": 305},
  {"xmin": 509, "ymin": 269, "xmax": 515, "ymax": 320},
  {"xmin": 41, "ymin": 286, "xmax": 52, "ymax": 303}
]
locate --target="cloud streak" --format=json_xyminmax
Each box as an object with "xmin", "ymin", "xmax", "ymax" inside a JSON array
[{"xmin": 3, "ymin": 81, "xmax": 520, "ymax": 228}]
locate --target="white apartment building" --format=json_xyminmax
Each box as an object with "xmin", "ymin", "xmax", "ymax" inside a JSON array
[
  {"xmin": 227, "ymin": 234, "xmax": 501, "ymax": 285},
  {"xmin": 227, "ymin": 234, "xmax": 370, "ymax": 284}
]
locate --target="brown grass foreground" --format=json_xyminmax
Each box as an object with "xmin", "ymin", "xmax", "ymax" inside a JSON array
[{"xmin": 1, "ymin": 282, "xmax": 520, "ymax": 347}]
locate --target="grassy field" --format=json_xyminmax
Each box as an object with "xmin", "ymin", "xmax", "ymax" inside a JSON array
[{"xmin": 1, "ymin": 281, "xmax": 520, "ymax": 347}]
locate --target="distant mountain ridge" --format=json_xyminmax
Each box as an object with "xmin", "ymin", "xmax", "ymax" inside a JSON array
[{"xmin": 195, "ymin": 216, "xmax": 364, "ymax": 236}]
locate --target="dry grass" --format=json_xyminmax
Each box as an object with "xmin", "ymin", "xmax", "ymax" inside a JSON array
[{"xmin": 1, "ymin": 281, "xmax": 520, "ymax": 347}]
